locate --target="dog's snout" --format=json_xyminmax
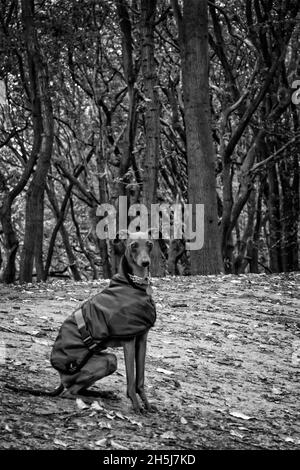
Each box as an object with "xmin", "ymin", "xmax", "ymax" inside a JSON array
[{"xmin": 142, "ymin": 260, "xmax": 150, "ymax": 267}]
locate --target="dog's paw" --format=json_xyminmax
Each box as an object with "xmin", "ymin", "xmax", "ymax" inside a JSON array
[
  {"xmin": 129, "ymin": 397, "xmax": 143, "ymax": 414},
  {"xmin": 145, "ymin": 403, "xmax": 158, "ymax": 413},
  {"xmin": 132, "ymin": 404, "xmax": 144, "ymax": 414}
]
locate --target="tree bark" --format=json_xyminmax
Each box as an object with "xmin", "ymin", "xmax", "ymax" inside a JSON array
[
  {"xmin": 233, "ymin": 189, "xmax": 256, "ymax": 274},
  {"xmin": 0, "ymin": 195, "xmax": 19, "ymax": 283},
  {"xmin": 46, "ymin": 184, "xmax": 81, "ymax": 281},
  {"xmin": 140, "ymin": 0, "xmax": 164, "ymax": 276},
  {"xmin": 116, "ymin": 0, "xmax": 138, "ymax": 199},
  {"xmin": 19, "ymin": 0, "xmax": 54, "ymax": 283},
  {"xmin": 267, "ymin": 164, "xmax": 282, "ymax": 273},
  {"xmin": 173, "ymin": 0, "xmax": 223, "ymax": 274},
  {"xmin": 250, "ymin": 180, "xmax": 264, "ymax": 273},
  {"xmin": 69, "ymin": 196, "xmax": 98, "ymax": 280},
  {"xmin": 278, "ymin": 136, "xmax": 299, "ymax": 272}
]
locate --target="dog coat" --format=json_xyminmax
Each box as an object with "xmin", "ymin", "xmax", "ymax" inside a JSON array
[{"xmin": 50, "ymin": 270, "xmax": 156, "ymax": 374}]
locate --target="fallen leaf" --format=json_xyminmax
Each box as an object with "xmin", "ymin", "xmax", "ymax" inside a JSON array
[
  {"xmin": 128, "ymin": 418, "xmax": 142, "ymax": 427},
  {"xmin": 91, "ymin": 401, "xmax": 104, "ymax": 411},
  {"xmin": 76, "ymin": 398, "xmax": 89, "ymax": 410},
  {"xmin": 157, "ymin": 367, "xmax": 174, "ymax": 375},
  {"xmin": 13, "ymin": 361, "xmax": 23, "ymax": 366},
  {"xmin": 32, "ymin": 337, "xmax": 49, "ymax": 346},
  {"xmin": 160, "ymin": 431, "xmax": 176, "ymax": 440},
  {"xmin": 227, "ymin": 334, "xmax": 238, "ymax": 340},
  {"xmin": 111, "ymin": 440, "xmax": 128, "ymax": 450},
  {"xmin": 95, "ymin": 438, "xmax": 107, "ymax": 447},
  {"xmin": 230, "ymin": 430, "xmax": 244, "ymax": 439},
  {"xmin": 98, "ymin": 421, "xmax": 112, "ymax": 429},
  {"xmin": 13, "ymin": 318, "xmax": 25, "ymax": 325},
  {"xmin": 54, "ymin": 439, "xmax": 68, "ymax": 447},
  {"xmin": 180, "ymin": 417, "xmax": 188, "ymax": 425},
  {"xmin": 229, "ymin": 411, "xmax": 253, "ymax": 420}
]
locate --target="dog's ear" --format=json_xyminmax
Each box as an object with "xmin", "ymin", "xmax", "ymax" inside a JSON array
[
  {"xmin": 116, "ymin": 229, "xmax": 129, "ymax": 240},
  {"xmin": 112, "ymin": 229, "xmax": 129, "ymax": 255},
  {"xmin": 147, "ymin": 227, "xmax": 160, "ymax": 239}
]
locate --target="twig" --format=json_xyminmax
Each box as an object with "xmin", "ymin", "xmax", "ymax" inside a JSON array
[
  {"xmin": 0, "ymin": 325, "xmax": 16, "ymax": 333},
  {"xmin": 250, "ymin": 134, "xmax": 299, "ymax": 174}
]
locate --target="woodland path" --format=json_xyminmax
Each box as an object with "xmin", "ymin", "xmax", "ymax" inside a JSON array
[{"xmin": 0, "ymin": 273, "xmax": 299, "ymax": 450}]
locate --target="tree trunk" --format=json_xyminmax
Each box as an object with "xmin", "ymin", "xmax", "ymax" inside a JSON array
[
  {"xmin": 267, "ymin": 164, "xmax": 282, "ymax": 272},
  {"xmin": 89, "ymin": 203, "xmax": 112, "ymax": 279},
  {"xmin": 46, "ymin": 184, "xmax": 81, "ymax": 281},
  {"xmin": 59, "ymin": 224, "xmax": 82, "ymax": 281},
  {"xmin": 0, "ymin": 202, "xmax": 19, "ymax": 283},
  {"xmin": 140, "ymin": 0, "xmax": 164, "ymax": 276},
  {"xmin": 250, "ymin": 180, "xmax": 264, "ymax": 273},
  {"xmin": 167, "ymin": 239, "xmax": 185, "ymax": 275},
  {"xmin": 116, "ymin": 0, "xmax": 138, "ymax": 199},
  {"xmin": 233, "ymin": 189, "xmax": 256, "ymax": 274},
  {"xmin": 279, "ymin": 150, "xmax": 299, "ymax": 272},
  {"xmin": 43, "ymin": 150, "xmax": 94, "ymax": 280},
  {"xmin": 173, "ymin": 0, "xmax": 223, "ymax": 274},
  {"xmin": 0, "ymin": 173, "xmax": 18, "ymax": 283},
  {"xmin": 19, "ymin": 0, "xmax": 54, "ymax": 283},
  {"xmin": 69, "ymin": 196, "xmax": 98, "ymax": 280}
]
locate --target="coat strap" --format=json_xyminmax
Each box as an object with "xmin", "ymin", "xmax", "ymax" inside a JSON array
[{"xmin": 74, "ymin": 310, "xmax": 98, "ymax": 351}]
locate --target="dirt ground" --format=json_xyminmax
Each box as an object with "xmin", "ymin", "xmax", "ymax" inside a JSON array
[{"xmin": 0, "ymin": 273, "xmax": 299, "ymax": 450}]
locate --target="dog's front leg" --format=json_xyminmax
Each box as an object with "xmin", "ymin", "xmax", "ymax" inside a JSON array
[
  {"xmin": 135, "ymin": 332, "xmax": 156, "ymax": 412},
  {"xmin": 123, "ymin": 339, "xmax": 141, "ymax": 413}
]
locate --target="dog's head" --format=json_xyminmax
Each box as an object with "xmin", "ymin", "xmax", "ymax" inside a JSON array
[{"xmin": 114, "ymin": 229, "xmax": 157, "ymax": 269}]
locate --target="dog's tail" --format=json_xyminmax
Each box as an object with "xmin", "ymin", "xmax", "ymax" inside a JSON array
[{"xmin": 5, "ymin": 383, "xmax": 64, "ymax": 397}]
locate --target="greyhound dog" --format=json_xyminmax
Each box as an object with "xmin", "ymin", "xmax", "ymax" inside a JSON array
[
  {"xmin": 7, "ymin": 230, "xmax": 157, "ymax": 414},
  {"xmin": 57, "ymin": 230, "xmax": 156, "ymax": 413}
]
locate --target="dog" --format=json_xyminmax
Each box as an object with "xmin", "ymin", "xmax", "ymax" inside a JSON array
[
  {"xmin": 6, "ymin": 230, "xmax": 157, "ymax": 413},
  {"xmin": 49, "ymin": 229, "xmax": 157, "ymax": 413}
]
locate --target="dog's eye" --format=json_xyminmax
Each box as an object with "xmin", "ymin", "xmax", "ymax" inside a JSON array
[
  {"xmin": 130, "ymin": 241, "xmax": 138, "ymax": 250},
  {"xmin": 146, "ymin": 241, "xmax": 153, "ymax": 251}
]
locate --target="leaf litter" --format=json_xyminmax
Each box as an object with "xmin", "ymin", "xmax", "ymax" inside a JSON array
[{"xmin": 0, "ymin": 273, "xmax": 300, "ymax": 449}]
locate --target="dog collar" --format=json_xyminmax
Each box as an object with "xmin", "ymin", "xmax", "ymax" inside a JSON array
[
  {"xmin": 128, "ymin": 273, "xmax": 149, "ymax": 285},
  {"xmin": 128, "ymin": 273, "xmax": 153, "ymax": 296}
]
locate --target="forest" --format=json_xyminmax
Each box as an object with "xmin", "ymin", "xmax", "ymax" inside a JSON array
[
  {"xmin": 1, "ymin": 0, "xmax": 300, "ymax": 453},
  {"xmin": 0, "ymin": 0, "xmax": 299, "ymax": 283}
]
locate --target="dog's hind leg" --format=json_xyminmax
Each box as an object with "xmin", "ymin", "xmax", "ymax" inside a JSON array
[
  {"xmin": 60, "ymin": 352, "xmax": 117, "ymax": 399},
  {"xmin": 123, "ymin": 339, "xmax": 141, "ymax": 413}
]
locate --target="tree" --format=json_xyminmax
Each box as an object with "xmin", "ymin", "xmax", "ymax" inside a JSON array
[
  {"xmin": 172, "ymin": 0, "xmax": 223, "ymax": 274},
  {"xmin": 139, "ymin": 0, "xmax": 164, "ymax": 276},
  {"xmin": 19, "ymin": 0, "xmax": 54, "ymax": 282},
  {"xmin": 0, "ymin": 0, "xmax": 299, "ymax": 282}
]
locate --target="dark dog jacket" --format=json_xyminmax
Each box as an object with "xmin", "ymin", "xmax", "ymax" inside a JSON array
[{"xmin": 50, "ymin": 266, "xmax": 156, "ymax": 374}]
